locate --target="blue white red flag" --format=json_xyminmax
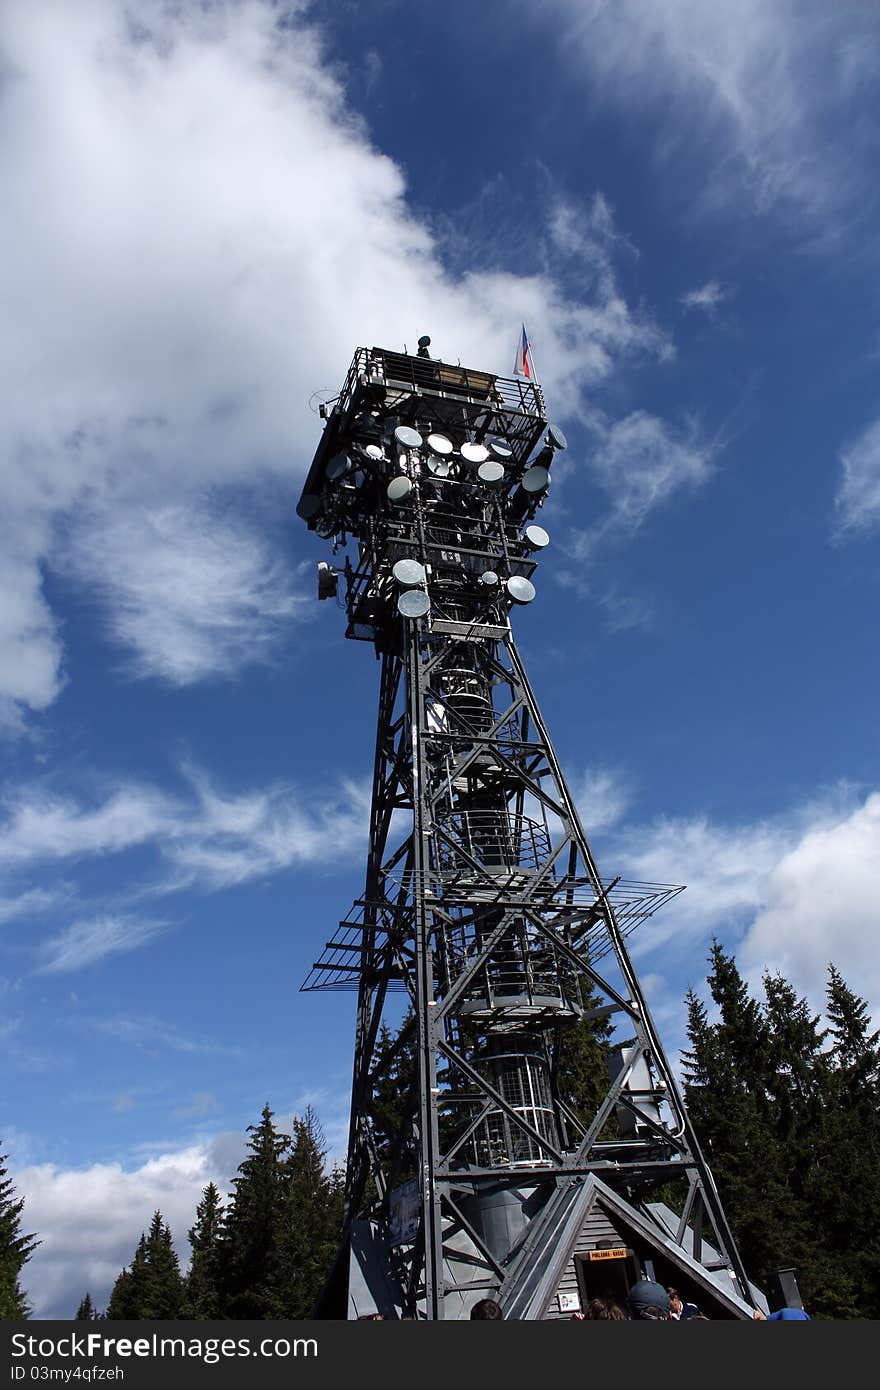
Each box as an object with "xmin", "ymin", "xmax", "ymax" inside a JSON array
[{"xmin": 514, "ymin": 323, "xmax": 534, "ymax": 380}]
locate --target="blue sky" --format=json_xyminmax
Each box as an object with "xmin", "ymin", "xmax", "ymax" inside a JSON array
[{"xmin": 2, "ymin": 0, "xmax": 879, "ymax": 1318}]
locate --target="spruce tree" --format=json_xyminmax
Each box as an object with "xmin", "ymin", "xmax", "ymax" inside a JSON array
[
  {"xmin": 183, "ymin": 1182, "xmax": 225, "ymax": 1320},
  {"xmin": 682, "ymin": 946, "xmax": 794, "ymax": 1286},
  {"xmin": 811, "ymin": 965, "xmax": 880, "ymax": 1317},
  {"xmin": 220, "ymin": 1104, "xmax": 290, "ymax": 1318},
  {"xmin": 277, "ymin": 1108, "xmax": 343, "ymax": 1318},
  {"xmin": 75, "ymin": 1292, "xmax": 98, "ymax": 1320},
  {"xmin": 0, "ymin": 1148, "xmax": 39, "ymax": 1319},
  {"xmin": 106, "ymin": 1235, "xmax": 148, "ymax": 1319},
  {"xmin": 105, "ymin": 1215, "xmax": 183, "ymax": 1319}
]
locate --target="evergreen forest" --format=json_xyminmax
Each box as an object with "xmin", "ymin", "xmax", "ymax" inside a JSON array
[{"xmin": 3, "ymin": 948, "xmax": 879, "ymax": 1320}]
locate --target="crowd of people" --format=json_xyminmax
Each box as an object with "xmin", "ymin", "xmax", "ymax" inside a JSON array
[
  {"xmin": 356, "ymin": 1281, "xmax": 810, "ymax": 1319},
  {"xmin": 466, "ymin": 1281, "xmax": 810, "ymax": 1321}
]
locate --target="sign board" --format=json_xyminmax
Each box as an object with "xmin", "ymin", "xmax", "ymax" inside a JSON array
[
  {"xmin": 558, "ymin": 1291, "xmax": 581, "ymax": 1313},
  {"xmin": 389, "ymin": 1178, "xmax": 420, "ymax": 1246},
  {"xmin": 588, "ymin": 1247, "xmax": 628, "ymax": 1261}
]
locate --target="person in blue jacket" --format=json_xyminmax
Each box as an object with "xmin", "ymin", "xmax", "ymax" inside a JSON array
[{"xmin": 767, "ymin": 1307, "xmax": 811, "ymax": 1319}]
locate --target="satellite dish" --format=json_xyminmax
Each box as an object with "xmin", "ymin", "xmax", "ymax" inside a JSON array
[
  {"xmin": 387, "ymin": 476, "xmax": 413, "ymax": 502},
  {"xmin": 325, "ymin": 453, "xmax": 350, "ymax": 481},
  {"xmin": 296, "ymin": 493, "xmax": 322, "ymax": 519},
  {"xmin": 547, "ymin": 424, "xmax": 568, "ymax": 451},
  {"xmin": 523, "ymin": 524, "xmax": 550, "ymax": 550},
  {"xmin": 487, "ymin": 437, "xmax": 513, "ymax": 460},
  {"xmin": 427, "ymin": 432, "xmax": 453, "ymax": 456},
  {"xmin": 392, "ymin": 559, "xmax": 426, "ymax": 587},
  {"xmin": 365, "ymin": 444, "xmax": 385, "ymax": 460},
  {"xmin": 506, "ymin": 576, "xmax": 536, "ymax": 604},
  {"xmin": 477, "ymin": 461, "xmax": 505, "ymax": 485},
  {"xmin": 479, "ymin": 570, "xmax": 500, "ymax": 587},
  {"xmin": 427, "ymin": 455, "xmax": 451, "ymax": 477},
  {"xmin": 397, "ymin": 589, "xmax": 430, "ymax": 619},
  {"xmin": 521, "ymin": 465, "xmax": 550, "ymax": 494},
  {"xmin": 394, "ymin": 425, "xmax": 423, "ymax": 450},
  {"xmin": 460, "ymin": 442, "xmax": 489, "ymax": 465}
]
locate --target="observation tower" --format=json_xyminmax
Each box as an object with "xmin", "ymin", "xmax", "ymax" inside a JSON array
[{"xmin": 297, "ymin": 338, "xmax": 759, "ymax": 1319}]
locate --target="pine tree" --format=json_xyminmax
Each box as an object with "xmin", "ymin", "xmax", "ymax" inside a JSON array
[
  {"xmin": 106, "ymin": 1235, "xmax": 147, "ymax": 1319},
  {"xmin": 75, "ymin": 1292, "xmax": 97, "ymax": 1320},
  {"xmin": 552, "ymin": 976, "xmax": 614, "ymax": 1140},
  {"xmin": 183, "ymin": 1183, "xmax": 225, "ymax": 1320},
  {"xmin": 682, "ymin": 946, "xmax": 795, "ymax": 1287},
  {"xmin": 277, "ymin": 1108, "xmax": 343, "ymax": 1318},
  {"xmin": 105, "ymin": 1215, "xmax": 183, "ymax": 1319},
  {"xmin": 810, "ymin": 965, "xmax": 880, "ymax": 1318},
  {"xmin": 220, "ymin": 1104, "xmax": 290, "ymax": 1318},
  {"xmin": 141, "ymin": 1212, "xmax": 184, "ymax": 1319},
  {"xmin": 682, "ymin": 949, "xmax": 880, "ymax": 1318},
  {"xmin": 0, "ymin": 1147, "xmax": 39, "ymax": 1319}
]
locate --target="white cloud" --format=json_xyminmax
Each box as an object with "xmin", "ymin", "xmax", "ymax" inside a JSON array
[
  {"xmin": 39, "ymin": 915, "xmax": 172, "ymax": 974},
  {"xmin": 523, "ymin": 0, "xmax": 877, "ymax": 228},
  {"xmin": 0, "ymin": 786, "xmax": 175, "ymax": 867},
  {"xmin": 0, "ymin": 888, "xmax": 65, "ymax": 926},
  {"xmin": 573, "ymin": 766, "xmax": 632, "ymax": 833},
  {"xmin": 12, "ymin": 1144, "xmax": 228, "ymax": 1318},
  {"xmin": 0, "ymin": 0, "xmax": 671, "ymax": 725},
  {"xmin": 93, "ymin": 1014, "xmax": 239, "ymax": 1057},
  {"xmin": 62, "ymin": 502, "xmax": 308, "ymax": 685},
  {"xmin": 0, "ymin": 767, "xmax": 371, "ymax": 961},
  {"xmin": 569, "ymin": 409, "xmax": 719, "ymax": 561},
  {"xmin": 834, "ymin": 416, "xmax": 880, "ymax": 539},
  {"xmin": 609, "ymin": 787, "xmax": 880, "ymax": 1021},
  {"xmin": 738, "ymin": 792, "xmax": 880, "ymax": 1018},
  {"xmin": 680, "ymin": 280, "xmax": 732, "ymax": 315}
]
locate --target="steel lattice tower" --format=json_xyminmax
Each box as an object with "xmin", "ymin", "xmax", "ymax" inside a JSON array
[{"xmin": 297, "ymin": 341, "xmax": 758, "ymax": 1320}]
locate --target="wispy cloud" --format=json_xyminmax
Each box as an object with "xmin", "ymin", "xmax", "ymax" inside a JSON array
[
  {"xmin": 62, "ymin": 503, "xmax": 308, "ymax": 685},
  {"xmin": 680, "ymin": 279, "xmax": 733, "ymax": 316},
  {"xmin": 572, "ymin": 766, "xmax": 632, "ymax": 833},
  {"xmin": 0, "ymin": 887, "xmax": 67, "ymax": 926},
  {"xmin": 567, "ymin": 409, "xmax": 720, "ymax": 565},
  {"xmin": 0, "ymin": 766, "xmax": 371, "ymax": 941},
  {"xmin": 525, "ymin": 0, "xmax": 879, "ymax": 233},
  {"xmin": 0, "ymin": 787, "xmax": 175, "ymax": 868},
  {"xmin": 833, "ymin": 416, "xmax": 880, "ymax": 540},
  {"xmin": 94, "ymin": 1015, "xmax": 238, "ymax": 1058},
  {"xmin": 39, "ymin": 916, "xmax": 172, "ymax": 973}
]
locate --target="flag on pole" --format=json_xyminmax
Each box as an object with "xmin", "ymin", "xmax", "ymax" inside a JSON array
[{"xmin": 514, "ymin": 323, "xmax": 535, "ymax": 380}]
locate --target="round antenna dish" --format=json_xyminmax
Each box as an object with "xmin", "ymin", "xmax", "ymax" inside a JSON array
[
  {"xmin": 296, "ymin": 493, "xmax": 321, "ymax": 519},
  {"xmin": 392, "ymin": 559, "xmax": 426, "ymax": 588},
  {"xmin": 418, "ymin": 335, "xmax": 431, "ymax": 349},
  {"xmin": 506, "ymin": 576, "xmax": 536, "ymax": 604},
  {"xmin": 394, "ymin": 425, "xmax": 423, "ymax": 450},
  {"xmin": 365, "ymin": 444, "xmax": 385, "ymax": 460},
  {"xmin": 325, "ymin": 453, "xmax": 350, "ymax": 481},
  {"xmin": 521, "ymin": 464, "xmax": 550, "ymax": 494},
  {"xmin": 427, "ymin": 432, "xmax": 453, "ymax": 456},
  {"xmin": 479, "ymin": 570, "xmax": 500, "ymax": 587},
  {"xmin": 427, "ymin": 455, "xmax": 451, "ymax": 477},
  {"xmin": 460, "ymin": 442, "xmax": 489, "ymax": 465},
  {"xmin": 547, "ymin": 424, "xmax": 568, "ymax": 451},
  {"xmin": 488, "ymin": 437, "xmax": 513, "ymax": 460},
  {"xmin": 523, "ymin": 524, "xmax": 550, "ymax": 550},
  {"xmin": 477, "ymin": 461, "xmax": 505, "ymax": 485},
  {"xmin": 387, "ymin": 476, "xmax": 413, "ymax": 502},
  {"xmin": 397, "ymin": 590, "xmax": 430, "ymax": 619}
]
